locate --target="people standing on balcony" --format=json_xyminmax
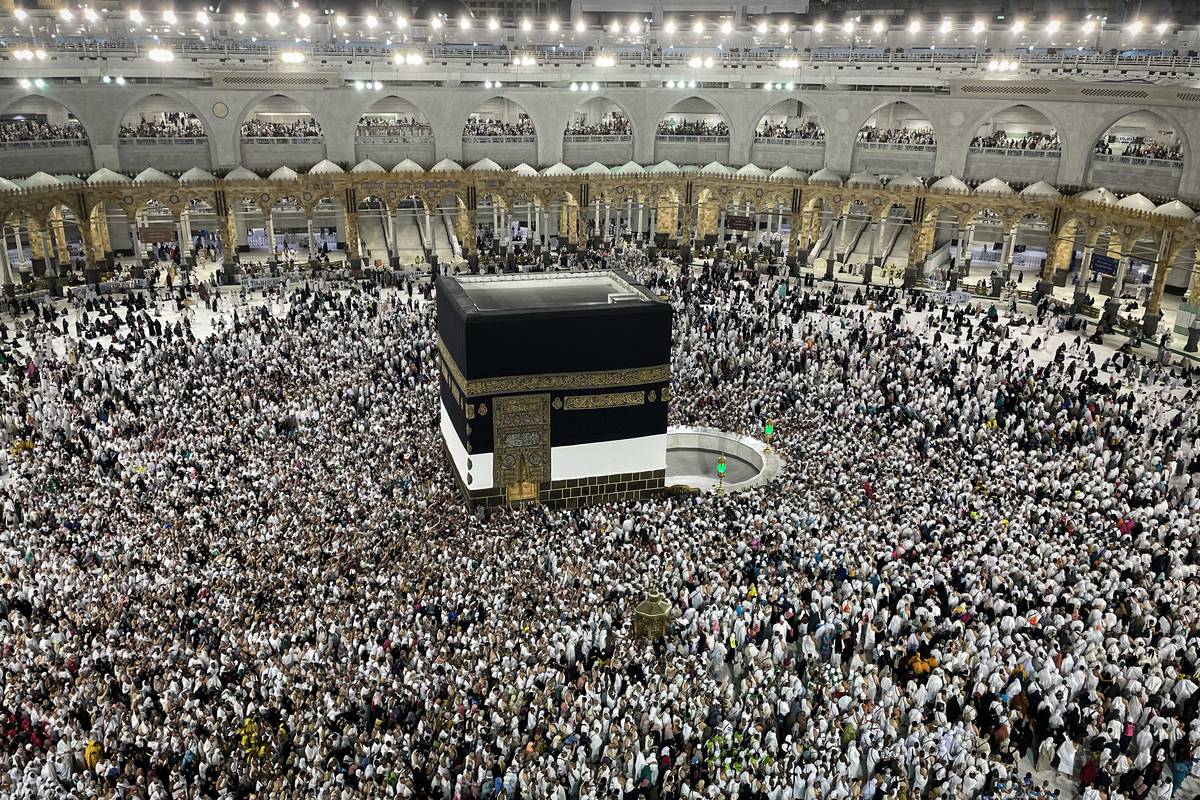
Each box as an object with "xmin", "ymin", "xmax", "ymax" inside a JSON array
[
  {"xmin": 564, "ymin": 113, "xmax": 631, "ymax": 136},
  {"xmin": 756, "ymin": 120, "xmax": 825, "ymax": 141},
  {"xmin": 119, "ymin": 112, "xmax": 206, "ymax": 139},
  {"xmin": 463, "ymin": 117, "xmax": 535, "ymax": 137},
  {"xmin": 971, "ymin": 130, "xmax": 1060, "ymax": 151},
  {"xmin": 857, "ymin": 126, "xmax": 936, "ymax": 145},
  {"xmin": 0, "ymin": 118, "xmax": 87, "ymax": 142},
  {"xmin": 241, "ymin": 118, "xmax": 321, "ymax": 138},
  {"xmin": 656, "ymin": 118, "xmax": 729, "ymax": 137}
]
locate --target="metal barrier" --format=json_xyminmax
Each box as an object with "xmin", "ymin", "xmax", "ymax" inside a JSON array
[
  {"xmin": 563, "ymin": 135, "xmax": 633, "ymax": 143},
  {"xmin": 855, "ymin": 141, "xmax": 936, "ymax": 153},
  {"xmin": 654, "ymin": 135, "xmax": 729, "ymax": 143},
  {"xmin": 968, "ymin": 147, "xmax": 1060, "ymax": 158},
  {"xmin": 241, "ymin": 136, "xmax": 323, "ymax": 145},
  {"xmin": 462, "ymin": 135, "xmax": 535, "ymax": 143},
  {"xmin": 0, "ymin": 139, "xmax": 88, "ymax": 150},
  {"xmin": 118, "ymin": 136, "xmax": 208, "ymax": 144},
  {"xmin": 753, "ymin": 137, "xmax": 825, "ymax": 147},
  {"xmin": 355, "ymin": 130, "xmax": 433, "ymax": 143},
  {"xmin": 1092, "ymin": 153, "xmax": 1183, "ymax": 169}
]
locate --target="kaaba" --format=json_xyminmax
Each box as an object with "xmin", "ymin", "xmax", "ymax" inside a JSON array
[{"xmin": 437, "ymin": 270, "xmax": 672, "ymax": 509}]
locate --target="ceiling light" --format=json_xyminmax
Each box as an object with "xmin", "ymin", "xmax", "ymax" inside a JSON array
[
  {"xmin": 548, "ymin": 19, "xmax": 558, "ymax": 32},
  {"xmin": 456, "ymin": 16, "xmax": 469, "ymax": 29},
  {"xmin": 365, "ymin": 14, "xmax": 377, "ymax": 28},
  {"xmin": 763, "ymin": 82, "xmax": 771, "ymax": 91},
  {"xmin": 594, "ymin": 54, "xmax": 615, "ymax": 67},
  {"xmin": 521, "ymin": 18, "xmax": 531, "ymax": 31},
  {"xmin": 129, "ymin": 9, "xmax": 143, "ymax": 23},
  {"xmin": 280, "ymin": 50, "xmax": 304, "ymax": 64},
  {"xmin": 12, "ymin": 49, "xmax": 32, "ymax": 60},
  {"xmin": 115, "ymin": 75, "xmax": 125, "ymax": 85},
  {"xmin": 83, "ymin": 8, "xmax": 98, "ymax": 23},
  {"xmin": 720, "ymin": 21, "xmax": 733, "ymax": 35},
  {"xmin": 779, "ymin": 57, "xmax": 799, "ymax": 69},
  {"xmin": 147, "ymin": 46, "xmax": 174, "ymax": 62},
  {"xmin": 58, "ymin": 8, "xmax": 73, "ymax": 22},
  {"xmin": 234, "ymin": 12, "xmax": 246, "ymax": 26},
  {"xmin": 34, "ymin": 48, "xmax": 45, "ymax": 60},
  {"xmin": 988, "ymin": 59, "xmax": 999, "ymax": 71},
  {"xmin": 102, "ymin": 74, "xmax": 111, "ymax": 83},
  {"xmin": 1011, "ymin": 19, "xmax": 1025, "ymax": 34},
  {"xmin": 688, "ymin": 56, "xmax": 702, "ymax": 68},
  {"xmin": 494, "ymin": 81, "xmax": 502, "ymax": 88},
  {"xmin": 687, "ymin": 80, "xmax": 696, "ymax": 88},
  {"xmin": 13, "ymin": 8, "xmax": 26, "ymax": 21},
  {"xmin": 629, "ymin": 20, "xmax": 641, "ymax": 34},
  {"xmin": 778, "ymin": 22, "xmax": 790, "ymax": 34},
  {"xmin": 1155, "ymin": 21, "xmax": 1169, "ymax": 35},
  {"xmin": 266, "ymin": 11, "xmax": 279, "ymax": 27},
  {"xmin": 430, "ymin": 17, "xmax": 443, "ymax": 29},
  {"xmin": 33, "ymin": 78, "xmax": 44, "ymax": 88},
  {"xmin": 487, "ymin": 18, "xmax": 499, "ymax": 30},
  {"xmin": 483, "ymin": 80, "xmax": 492, "ymax": 89},
  {"xmin": 575, "ymin": 20, "xmax": 585, "ymax": 32},
  {"xmin": 843, "ymin": 20, "xmax": 854, "ymax": 33},
  {"xmin": 939, "ymin": 19, "xmax": 951, "ymax": 34},
  {"xmin": 1127, "ymin": 19, "xmax": 1143, "ymax": 34},
  {"xmin": 814, "ymin": 21, "xmax": 824, "ymax": 34},
  {"xmin": 756, "ymin": 21, "xmax": 767, "ymax": 34},
  {"xmin": 692, "ymin": 20, "xmax": 703, "ymax": 34},
  {"xmin": 666, "ymin": 80, "xmax": 675, "ymax": 88},
  {"xmin": 373, "ymin": 80, "xmax": 382, "ymax": 90},
  {"xmin": 609, "ymin": 20, "xmax": 620, "ymax": 33},
  {"xmin": 196, "ymin": 10, "xmax": 211, "ymax": 26},
  {"xmin": 335, "ymin": 15, "xmax": 346, "ymax": 28},
  {"xmin": 908, "ymin": 19, "xmax": 921, "ymax": 33},
  {"xmin": 569, "ymin": 82, "xmax": 578, "ymax": 91},
  {"xmin": 873, "ymin": 20, "xmax": 885, "ymax": 35},
  {"xmin": 1008, "ymin": 60, "xmax": 1019, "ymax": 71},
  {"xmin": 354, "ymin": 80, "xmax": 364, "ymax": 90},
  {"xmin": 395, "ymin": 16, "xmax": 407, "ymax": 28},
  {"xmin": 972, "ymin": 20, "xmax": 984, "ymax": 34},
  {"xmin": 1082, "ymin": 20, "xmax": 1096, "ymax": 34},
  {"xmin": 296, "ymin": 12, "xmax": 309, "ymax": 27},
  {"xmin": 17, "ymin": 78, "xmax": 31, "ymax": 89},
  {"xmin": 704, "ymin": 56, "xmax": 713, "ymax": 67},
  {"xmin": 785, "ymin": 81, "xmax": 794, "ymax": 90},
  {"xmin": 1045, "ymin": 19, "xmax": 1060, "ymax": 35},
  {"xmin": 405, "ymin": 53, "xmax": 423, "ymax": 65},
  {"xmin": 163, "ymin": 9, "xmax": 176, "ymax": 25}
]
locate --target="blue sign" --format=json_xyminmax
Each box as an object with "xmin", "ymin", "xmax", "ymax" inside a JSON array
[{"xmin": 1090, "ymin": 253, "xmax": 1118, "ymax": 276}]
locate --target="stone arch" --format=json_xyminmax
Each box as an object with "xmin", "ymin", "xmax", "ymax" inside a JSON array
[
  {"xmin": 855, "ymin": 100, "xmax": 938, "ymax": 146},
  {"xmin": 654, "ymin": 96, "xmax": 732, "ymax": 165},
  {"xmin": 113, "ymin": 91, "xmax": 211, "ymax": 143},
  {"xmin": 462, "ymin": 96, "xmax": 539, "ymax": 142},
  {"xmin": 750, "ymin": 97, "xmax": 826, "ymax": 140},
  {"xmin": 0, "ymin": 94, "xmax": 92, "ymax": 140}
]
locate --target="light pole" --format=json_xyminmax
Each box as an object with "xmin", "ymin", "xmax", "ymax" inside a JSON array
[
  {"xmin": 764, "ymin": 418, "xmax": 775, "ymax": 454},
  {"xmin": 716, "ymin": 452, "xmax": 727, "ymax": 494}
]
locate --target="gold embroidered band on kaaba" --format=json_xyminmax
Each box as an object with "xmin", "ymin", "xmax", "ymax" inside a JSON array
[{"xmin": 438, "ymin": 336, "xmax": 670, "ymax": 398}]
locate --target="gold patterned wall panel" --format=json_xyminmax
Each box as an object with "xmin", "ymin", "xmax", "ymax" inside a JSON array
[{"xmin": 493, "ymin": 393, "xmax": 551, "ymax": 494}]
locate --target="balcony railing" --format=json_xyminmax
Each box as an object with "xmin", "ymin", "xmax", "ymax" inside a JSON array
[
  {"xmin": 968, "ymin": 146, "xmax": 1061, "ymax": 158},
  {"xmin": 241, "ymin": 136, "xmax": 324, "ymax": 145},
  {"xmin": 462, "ymin": 135, "xmax": 535, "ymax": 143},
  {"xmin": 855, "ymin": 141, "xmax": 937, "ymax": 153},
  {"xmin": 563, "ymin": 134, "xmax": 633, "ymax": 143},
  {"xmin": 0, "ymin": 139, "xmax": 88, "ymax": 149},
  {"xmin": 655, "ymin": 135, "xmax": 729, "ymax": 143},
  {"xmin": 119, "ymin": 136, "xmax": 208, "ymax": 145},
  {"xmin": 1092, "ymin": 153, "xmax": 1183, "ymax": 169},
  {"xmin": 355, "ymin": 129, "xmax": 433, "ymax": 142},
  {"xmin": 753, "ymin": 137, "xmax": 826, "ymax": 147}
]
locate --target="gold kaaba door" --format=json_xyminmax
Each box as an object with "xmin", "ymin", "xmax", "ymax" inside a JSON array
[{"xmin": 493, "ymin": 393, "xmax": 551, "ymax": 503}]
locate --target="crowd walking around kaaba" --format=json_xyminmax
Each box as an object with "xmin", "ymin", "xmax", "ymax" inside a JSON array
[{"xmin": 0, "ymin": 252, "xmax": 1196, "ymax": 800}]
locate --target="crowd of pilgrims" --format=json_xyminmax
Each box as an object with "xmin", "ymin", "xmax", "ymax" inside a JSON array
[
  {"xmin": 856, "ymin": 128, "xmax": 937, "ymax": 146},
  {"xmin": 755, "ymin": 121, "xmax": 825, "ymax": 141},
  {"xmin": 463, "ymin": 118, "xmax": 536, "ymax": 137},
  {"xmin": 0, "ymin": 253, "xmax": 1197, "ymax": 800},
  {"xmin": 1093, "ymin": 140, "xmax": 1184, "ymax": 162},
  {"xmin": 240, "ymin": 118, "xmax": 322, "ymax": 138},
  {"xmin": 970, "ymin": 132, "xmax": 1061, "ymax": 151},
  {"xmin": 356, "ymin": 117, "xmax": 433, "ymax": 136},
  {"xmin": 656, "ymin": 119, "xmax": 730, "ymax": 137},
  {"xmin": 565, "ymin": 115, "xmax": 632, "ymax": 136},
  {"xmin": 119, "ymin": 113, "xmax": 207, "ymax": 140},
  {"xmin": 0, "ymin": 118, "xmax": 87, "ymax": 142}
]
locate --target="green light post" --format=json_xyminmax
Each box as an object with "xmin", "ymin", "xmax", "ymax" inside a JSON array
[
  {"xmin": 716, "ymin": 452, "xmax": 727, "ymax": 495},
  {"xmin": 764, "ymin": 418, "xmax": 775, "ymax": 454}
]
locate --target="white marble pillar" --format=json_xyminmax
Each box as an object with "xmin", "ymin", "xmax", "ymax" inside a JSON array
[{"xmin": 307, "ymin": 218, "xmax": 316, "ymax": 258}]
